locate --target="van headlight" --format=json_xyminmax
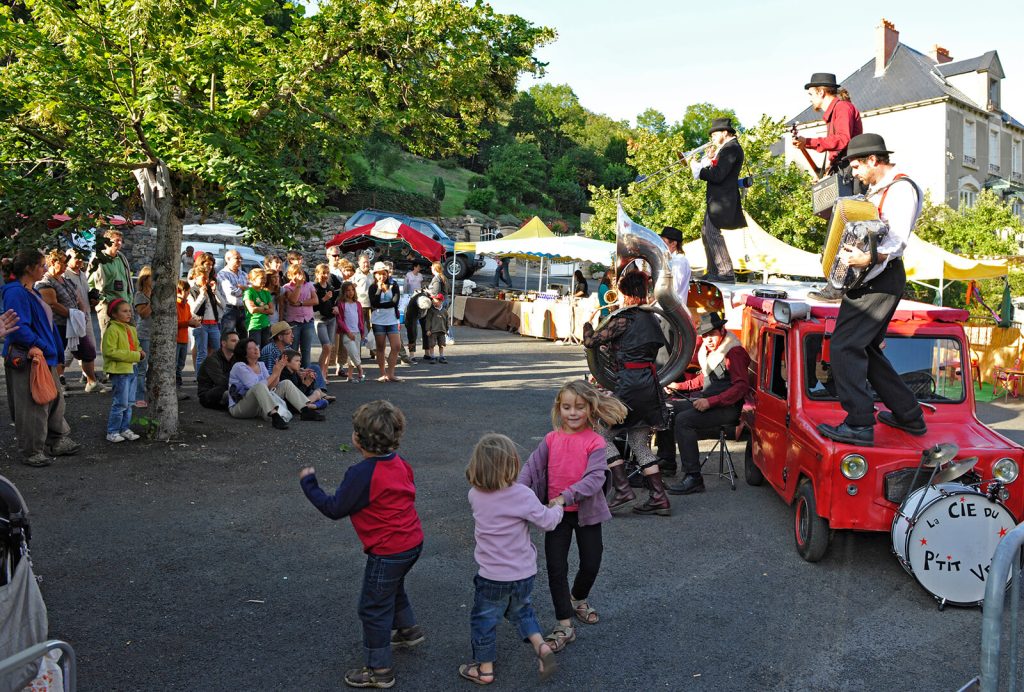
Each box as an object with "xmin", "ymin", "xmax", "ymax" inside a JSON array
[
  {"xmin": 993, "ymin": 458, "xmax": 1019, "ymax": 483},
  {"xmin": 841, "ymin": 454, "xmax": 868, "ymax": 480}
]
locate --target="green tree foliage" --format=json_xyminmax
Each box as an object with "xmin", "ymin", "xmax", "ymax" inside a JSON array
[
  {"xmin": 674, "ymin": 103, "xmax": 741, "ymax": 151},
  {"xmin": 586, "ymin": 116, "xmax": 822, "ymax": 256},
  {"xmin": 431, "ymin": 176, "xmax": 446, "ymax": 202},
  {"xmin": 364, "ymin": 135, "xmax": 405, "ymax": 179},
  {"xmin": 0, "ymin": 0, "xmax": 552, "ymax": 436},
  {"xmin": 485, "ymin": 140, "xmax": 549, "ymax": 206},
  {"xmin": 636, "ymin": 108, "xmax": 668, "ymax": 135}
]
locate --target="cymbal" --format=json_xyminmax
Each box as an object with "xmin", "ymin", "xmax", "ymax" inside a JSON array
[
  {"xmin": 933, "ymin": 456, "xmax": 979, "ymax": 484},
  {"xmin": 922, "ymin": 443, "xmax": 959, "ymax": 468}
]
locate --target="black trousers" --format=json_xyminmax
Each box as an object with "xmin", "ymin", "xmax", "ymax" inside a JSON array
[
  {"xmin": 702, "ymin": 212, "xmax": 734, "ymax": 278},
  {"xmin": 832, "ymin": 259, "xmax": 920, "ymax": 427},
  {"xmin": 672, "ymin": 399, "xmax": 742, "ymax": 475},
  {"xmin": 544, "ymin": 513, "xmax": 602, "ymax": 622},
  {"xmin": 198, "ymin": 385, "xmax": 229, "ymax": 410}
]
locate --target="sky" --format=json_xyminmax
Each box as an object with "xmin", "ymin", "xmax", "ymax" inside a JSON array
[{"xmin": 484, "ymin": 0, "xmax": 1024, "ymax": 129}]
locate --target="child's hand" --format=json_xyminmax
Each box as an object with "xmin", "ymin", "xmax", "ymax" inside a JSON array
[
  {"xmin": 548, "ymin": 496, "xmax": 566, "ymax": 508},
  {"xmin": 299, "ymin": 466, "xmax": 315, "ymax": 479},
  {"xmin": 139, "ymin": 350, "xmax": 146, "ymax": 360}
]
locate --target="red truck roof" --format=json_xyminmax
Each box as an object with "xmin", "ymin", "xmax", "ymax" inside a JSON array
[{"xmin": 739, "ymin": 293, "xmax": 970, "ymax": 324}]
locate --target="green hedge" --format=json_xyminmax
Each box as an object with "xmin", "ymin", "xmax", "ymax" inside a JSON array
[{"xmin": 327, "ymin": 184, "xmax": 440, "ymax": 217}]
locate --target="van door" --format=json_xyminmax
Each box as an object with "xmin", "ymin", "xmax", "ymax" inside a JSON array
[{"xmin": 753, "ymin": 329, "xmax": 790, "ymax": 490}]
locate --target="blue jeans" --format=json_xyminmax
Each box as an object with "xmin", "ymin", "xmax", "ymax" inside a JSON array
[
  {"xmin": 358, "ymin": 543, "xmax": 422, "ymax": 669},
  {"xmin": 107, "ymin": 373, "xmax": 136, "ymax": 434},
  {"xmin": 220, "ymin": 305, "xmax": 248, "ymax": 340},
  {"xmin": 306, "ymin": 363, "xmax": 327, "ymax": 391},
  {"xmin": 194, "ymin": 323, "xmax": 221, "ymax": 371},
  {"xmin": 175, "ymin": 343, "xmax": 187, "ymax": 386},
  {"xmin": 289, "ymin": 319, "xmax": 315, "ymax": 367},
  {"xmin": 470, "ymin": 574, "xmax": 542, "ymax": 663},
  {"xmin": 134, "ymin": 338, "xmax": 150, "ymax": 401}
]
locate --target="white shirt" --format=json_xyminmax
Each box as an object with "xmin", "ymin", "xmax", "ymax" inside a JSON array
[
  {"xmin": 864, "ymin": 165, "xmax": 921, "ymax": 282},
  {"xmin": 668, "ymin": 253, "xmax": 692, "ymax": 304},
  {"xmin": 352, "ymin": 269, "xmax": 371, "ymax": 308}
]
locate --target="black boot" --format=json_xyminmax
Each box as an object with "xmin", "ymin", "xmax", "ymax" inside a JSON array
[
  {"xmin": 607, "ymin": 463, "xmax": 636, "ymax": 511},
  {"xmin": 633, "ymin": 470, "xmax": 671, "ymax": 516}
]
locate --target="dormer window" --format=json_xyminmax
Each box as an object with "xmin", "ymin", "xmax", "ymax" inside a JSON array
[{"xmin": 989, "ymin": 78, "xmax": 1001, "ymax": 110}]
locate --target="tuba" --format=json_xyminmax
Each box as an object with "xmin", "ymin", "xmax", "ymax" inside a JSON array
[{"xmin": 585, "ymin": 220, "xmax": 697, "ymax": 389}]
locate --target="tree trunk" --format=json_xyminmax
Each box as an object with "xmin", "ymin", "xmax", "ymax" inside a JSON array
[{"xmin": 147, "ymin": 163, "xmax": 184, "ymax": 439}]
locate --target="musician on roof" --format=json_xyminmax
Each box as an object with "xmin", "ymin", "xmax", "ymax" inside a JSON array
[
  {"xmin": 791, "ymin": 72, "xmax": 863, "ymax": 176},
  {"xmin": 817, "ymin": 133, "xmax": 927, "ymax": 448},
  {"xmin": 690, "ymin": 117, "xmax": 745, "ymax": 283}
]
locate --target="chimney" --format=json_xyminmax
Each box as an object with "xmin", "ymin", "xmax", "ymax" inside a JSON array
[
  {"xmin": 875, "ymin": 19, "xmax": 899, "ymax": 77},
  {"xmin": 929, "ymin": 44, "xmax": 953, "ymax": 64}
]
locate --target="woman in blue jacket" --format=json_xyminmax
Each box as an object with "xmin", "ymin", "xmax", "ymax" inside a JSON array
[{"xmin": 2, "ymin": 250, "xmax": 80, "ymax": 466}]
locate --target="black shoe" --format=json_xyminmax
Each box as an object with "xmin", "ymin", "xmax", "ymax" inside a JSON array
[
  {"xmin": 818, "ymin": 422, "xmax": 874, "ymax": 446},
  {"xmin": 658, "ymin": 459, "xmax": 677, "ymax": 477},
  {"xmin": 300, "ymin": 408, "xmax": 326, "ymax": 422},
  {"xmin": 668, "ymin": 473, "xmax": 706, "ymax": 495},
  {"xmin": 270, "ymin": 413, "xmax": 289, "ymax": 430},
  {"xmin": 718, "ymin": 274, "xmax": 736, "ymax": 283},
  {"xmin": 809, "ymin": 285, "xmax": 843, "ymax": 303},
  {"xmin": 877, "ymin": 410, "xmax": 927, "ymax": 436},
  {"xmin": 391, "ymin": 625, "xmax": 425, "ymax": 649}
]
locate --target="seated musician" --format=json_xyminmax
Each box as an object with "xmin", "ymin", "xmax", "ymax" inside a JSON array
[
  {"xmin": 817, "ymin": 133, "xmax": 927, "ymax": 447},
  {"xmin": 664, "ymin": 312, "xmax": 751, "ymax": 495},
  {"xmin": 583, "ymin": 271, "xmax": 673, "ymax": 516}
]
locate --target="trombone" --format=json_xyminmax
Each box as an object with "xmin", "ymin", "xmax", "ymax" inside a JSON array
[{"xmin": 633, "ymin": 142, "xmax": 716, "ymax": 192}]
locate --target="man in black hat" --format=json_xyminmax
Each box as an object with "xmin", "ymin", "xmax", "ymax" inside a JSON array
[
  {"xmin": 817, "ymin": 133, "xmax": 927, "ymax": 446},
  {"xmin": 663, "ymin": 311, "xmax": 750, "ymax": 495},
  {"xmin": 791, "ymin": 73, "xmax": 863, "ymax": 176},
  {"xmin": 691, "ymin": 118, "xmax": 745, "ymax": 282},
  {"xmin": 659, "ymin": 226, "xmax": 692, "ymax": 302}
]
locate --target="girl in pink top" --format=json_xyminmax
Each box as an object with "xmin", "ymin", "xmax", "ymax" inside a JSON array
[
  {"xmin": 462, "ymin": 434, "xmax": 563, "ymax": 685},
  {"xmin": 518, "ymin": 380, "xmax": 626, "ymax": 654}
]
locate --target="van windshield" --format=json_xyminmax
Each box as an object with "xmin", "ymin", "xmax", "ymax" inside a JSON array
[{"xmin": 804, "ymin": 334, "xmax": 965, "ymax": 403}]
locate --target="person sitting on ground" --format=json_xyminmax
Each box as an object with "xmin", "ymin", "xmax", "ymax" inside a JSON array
[
  {"xmin": 228, "ymin": 338, "xmax": 325, "ymax": 429},
  {"xmin": 423, "ymin": 293, "xmax": 450, "ymax": 364},
  {"xmin": 260, "ymin": 320, "xmax": 330, "ymax": 395},
  {"xmin": 279, "ymin": 349, "xmax": 330, "ymax": 407},
  {"xmin": 197, "ymin": 330, "xmax": 240, "ymax": 410}
]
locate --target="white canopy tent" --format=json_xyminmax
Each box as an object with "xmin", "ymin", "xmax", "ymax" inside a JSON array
[
  {"xmin": 682, "ymin": 211, "xmax": 824, "ymax": 279},
  {"xmin": 466, "ymin": 234, "xmax": 615, "ymax": 292}
]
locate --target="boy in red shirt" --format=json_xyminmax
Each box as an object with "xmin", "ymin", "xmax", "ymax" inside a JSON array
[{"xmin": 300, "ymin": 400, "xmax": 424, "ymax": 689}]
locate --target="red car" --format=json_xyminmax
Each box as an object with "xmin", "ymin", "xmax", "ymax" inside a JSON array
[{"xmin": 739, "ymin": 293, "xmax": 1024, "ymax": 563}]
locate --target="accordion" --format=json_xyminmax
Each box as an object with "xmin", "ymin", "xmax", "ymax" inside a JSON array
[{"xmin": 821, "ymin": 197, "xmax": 887, "ymax": 293}]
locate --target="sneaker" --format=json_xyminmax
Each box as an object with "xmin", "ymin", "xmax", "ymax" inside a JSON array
[
  {"xmin": 312, "ymin": 399, "xmax": 329, "ymax": 410},
  {"xmin": 23, "ymin": 453, "xmax": 53, "ymax": 468},
  {"xmin": 407, "ymin": 357, "xmax": 418, "ymax": 365},
  {"xmin": 106, "ymin": 432, "xmax": 126, "ymax": 443},
  {"xmin": 438, "ymin": 356, "xmax": 448, "ymax": 364},
  {"xmin": 344, "ymin": 667, "xmax": 395, "ymax": 689},
  {"xmin": 120, "ymin": 429, "xmax": 141, "ymax": 441},
  {"xmin": 45, "ymin": 438, "xmax": 81, "ymax": 457},
  {"xmin": 391, "ymin": 625, "xmax": 425, "ymax": 649},
  {"xmin": 84, "ymin": 380, "xmax": 109, "ymax": 393},
  {"xmin": 423, "ymin": 355, "xmax": 436, "ymax": 363}
]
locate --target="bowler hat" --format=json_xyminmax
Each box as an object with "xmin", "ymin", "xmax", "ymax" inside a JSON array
[
  {"xmin": 845, "ymin": 133, "xmax": 893, "ymax": 160},
  {"xmin": 697, "ymin": 312, "xmax": 727, "ymax": 336},
  {"xmin": 804, "ymin": 72, "xmax": 839, "ymax": 90},
  {"xmin": 270, "ymin": 321, "xmax": 292, "ymax": 339},
  {"xmin": 708, "ymin": 117, "xmax": 736, "ymax": 135},
  {"xmin": 660, "ymin": 226, "xmax": 683, "ymax": 243}
]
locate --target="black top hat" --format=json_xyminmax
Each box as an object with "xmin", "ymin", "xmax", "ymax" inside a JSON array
[
  {"xmin": 804, "ymin": 72, "xmax": 839, "ymax": 90},
  {"xmin": 708, "ymin": 117, "xmax": 736, "ymax": 135},
  {"xmin": 660, "ymin": 226, "xmax": 683, "ymax": 243},
  {"xmin": 845, "ymin": 133, "xmax": 893, "ymax": 160},
  {"xmin": 697, "ymin": 312, "xmax": 727, "ymax": 336}
]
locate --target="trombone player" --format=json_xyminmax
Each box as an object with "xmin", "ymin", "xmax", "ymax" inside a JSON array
[{"xmin": 691, "ymin": 118, "xmax": 745, "ymax": 282}]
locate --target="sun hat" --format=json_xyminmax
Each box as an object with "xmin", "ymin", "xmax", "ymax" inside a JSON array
[
  {"xmin": 270, "ymin": 321, "xmax": 292, "ymax": 339},
  {"xmin": 372, "ymin": 261, "xmax": 390, "ymax": 275}
]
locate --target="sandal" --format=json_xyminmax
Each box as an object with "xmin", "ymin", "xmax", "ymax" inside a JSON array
[
  {"xmin": 537, "ymin": 641, "xmax": 557, "ymax": 681},
  {"xmin": 572, "ymin": 599, "xmax": 599, "ymax": 625},
  {"xmin": 543, "ymin": 624, "xmax": 575, "ymax": 653},
  {"xmin": 458, "ymin": 662, "xmax": 494, "ymax": 686}
]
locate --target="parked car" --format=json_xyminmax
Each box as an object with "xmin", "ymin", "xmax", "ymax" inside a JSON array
[
  {"xmin": 180, "ymin": 225, "xmax": 264, "ymax": 276},
  {"xmin": 739, "ymin": 293, "xmax": 1024, "ymax": 564},
  {"xmin": 343, "ymin": 209, "xmax": 483, "ymax": 280}
]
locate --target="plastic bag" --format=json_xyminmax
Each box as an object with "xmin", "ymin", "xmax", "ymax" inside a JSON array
[
  {"xmin": 29, "ymin": 356, "xmax": 57, "ymax": 406},
  {"xmin": 267, "ymin": 389, "xmax": 294, "ymax": 423},
  {"xmin": 22, "ymin": 650, "xmax": 63, "ymax": 692}
]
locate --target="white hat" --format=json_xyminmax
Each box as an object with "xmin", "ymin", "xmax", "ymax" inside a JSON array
[{"xmin": 372, "ymin": 262, "xmax": 390, "ymax": 275}]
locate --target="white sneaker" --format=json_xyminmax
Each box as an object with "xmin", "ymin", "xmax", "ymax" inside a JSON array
[
  {"xmin": 106, "ymin": 432, "xmax": 125, "ymax": 443},
  {"xmin": 120, "ymin": 429, "xmax": 140, "ymax": 441},
  {"xmin": 85, "ymin": 381, "xmax": 109, "ymax": 393}
]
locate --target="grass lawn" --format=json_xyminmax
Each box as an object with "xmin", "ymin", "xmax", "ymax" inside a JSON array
[{"xmin": 366, "ymin": 153, "xmax": 476, "ymax": 216}]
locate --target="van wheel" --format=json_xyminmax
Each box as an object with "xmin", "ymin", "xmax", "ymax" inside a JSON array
[
  {"xmin": 744, "ymin": 440, "xmax": 764, "ymax": 486},
  {"xmin": 794, "ymin": 481, "xmax": 830, "ymax": 562}
]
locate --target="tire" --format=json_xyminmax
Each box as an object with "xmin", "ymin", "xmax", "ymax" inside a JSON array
[
  {"xmin": 447, "ymin": 255, "xmax": 470, "ymax": 281},
  {"xmin": 744, "ymin": 440, "xmax": 764, "ymax": 486},
  {"xmin": 794, "ymin": 480, "xmax": 830, "ymax": 562}
]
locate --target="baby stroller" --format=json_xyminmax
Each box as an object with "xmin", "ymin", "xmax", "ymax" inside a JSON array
[{"xmin": 0, "ymin": 475, "xmax": 76, "ymax": 691}]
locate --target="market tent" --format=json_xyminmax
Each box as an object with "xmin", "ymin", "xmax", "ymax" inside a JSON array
[
  {"xmin": 904, "ymin": 235, "xmax": 1007, "ymax": 282},
  {"xmin": 325, "ymin": 216, "xmax": 445, "ymax": 262},
  {"xmin": 454, "ymin": 215, "xmax": 555, "ymax": 253},
  {"xmin": 461, "ymin": 233, "xmax": 613, "ymax": 262},
  {"xmin": 682, "ymin": 212, "xmax": 824, "ymax": 278}
]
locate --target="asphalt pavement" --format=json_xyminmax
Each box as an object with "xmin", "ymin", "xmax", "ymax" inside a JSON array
[{"xmin": 2, "ymin": 326, "xmax": 1023, "ymax": 691}]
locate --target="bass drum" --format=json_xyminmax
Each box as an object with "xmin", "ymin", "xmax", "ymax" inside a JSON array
[{"xmin": 891, "ymin": 483, "xmax": 1016, "ymax": 606}]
